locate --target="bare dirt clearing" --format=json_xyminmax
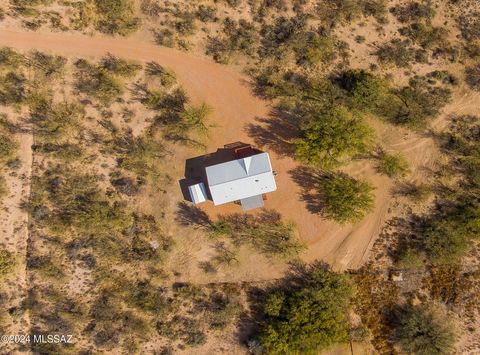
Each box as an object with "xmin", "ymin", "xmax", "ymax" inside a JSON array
[{"xmin": 0, "ymin": 27, "xmax": 448, "ymax": 271}]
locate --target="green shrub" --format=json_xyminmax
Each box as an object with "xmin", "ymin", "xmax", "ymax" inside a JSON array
[
  {"xmin": 31, "ymin": 167, "xmax": 133, "ymax": 235},
  {"xmin": 375, "ymin": 39, "xmax": 415, "ymax": 68},
  {"xmin": 259, "ymin": 264, "xmax": 353, "ymax": 353},
  {"xmin": 100, "ymin": 54, "xmax": 141, "ymax": 78},
  {"xmin": 0, "ymin": 249, "xmax": 15, "ymax": 277},
  {"xmin": 0, "ymin": 47, "xmax": 26, "ymax": 69},
  {"xmin": 395, "ymin": 248, "xmax": 424, "ymax": 270},
  {"xmin": 0, "ymin": 72, "xmax": 27, "ymax": 105},
  {"xmin": 29, "ymin": 100, "xmax": 85, "ymax": 143},
  {"xmin": 74, "ymin": 59, "xmax": 123, "ymax": 104},
  {"xmin": 94, "ymin": 0, "xmax": 140, "ymax": 35},
  {"xmin": 376, "ymin": 151, "xmax": 409, "ymax": 177},
  {"xmin": 30, "ymin": 51, "xmax": 67, "ymax": 78},
  {"xmin": 400, "ymin": 23, "xmax": 448, "ymax": 49},
  {"xmin": 376, "ymin": 80, "xmax": 451, "ymax": 127},
  {"xmin": 394, "ymin": 304, "xmax": 455, "ymax": 355},
  {"xmin": 295, "ymin": 105, "xmax": 374, "ymax": 170},
  {"xmin": 0, "ymin": 134, "xmax": 18, "ymax": 163},
  {"xmin": 337, "ymin": 69, "xmax": 389, "ymax": 111},
  {"xmin": 318, "ymin": 173, "xmax": 375, "ymax": 223}
]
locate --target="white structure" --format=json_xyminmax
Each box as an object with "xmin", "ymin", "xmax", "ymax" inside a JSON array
[
  {"xmin": 205, "ymin": 152, "xmax": 277, "ymax": 211},
  {"xmin": 188, "ymin": 183, "xmax": 208, "ymax": 205}
]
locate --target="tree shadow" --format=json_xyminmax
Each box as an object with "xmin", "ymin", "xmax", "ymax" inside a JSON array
[
  {"xmin": 246, "ymin": 105, "xmax": 300, "ymax": 158},
  {"xmin": 287, "ymin": 166, "xmax": 326, "ymax": 214},
  {"xmin": 175, "ymin": 201, "xmax": 212, "ymax": 228}
]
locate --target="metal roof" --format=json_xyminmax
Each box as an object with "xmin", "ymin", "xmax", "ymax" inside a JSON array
[
  {"xmin": 205, "ymin": 152, "xmax": 277, "ymax": 205},
  {"xmin": 188, "ymin": 182, "xmax": 208, "ymax": 205}
]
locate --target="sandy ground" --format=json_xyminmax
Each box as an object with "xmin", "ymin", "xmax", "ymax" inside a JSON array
[{"xmin": 0, "ymin": 27, "xmax": 440, "ymax": 273}]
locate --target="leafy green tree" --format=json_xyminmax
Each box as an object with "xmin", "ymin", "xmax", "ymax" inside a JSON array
[
  {"xmin": 259, "ymin": 264, "xmax": 353, "ymax": 354},
  {"xmin": 296, "ymin": 106, "xmax": 374, "ymax": 170},
  {"xmin": 337, "ymin": 69, "xmax": 389, "ymax": 111},
  {"xmin": 319, "ymin": 173, "xmax": 375, "ymax": 223},
  {"xmin": 394, "ymin": 303, "xmax": 455, "ymax": 355},
  {"xmin": 424, "ymin": 201, "xmax": 480, "ymax": 264}
]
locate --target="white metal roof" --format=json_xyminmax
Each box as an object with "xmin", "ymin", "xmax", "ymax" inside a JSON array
[
  {"xmin": 188, "ymin": 183, "xmax": 208, "ymax": 205},
  {"xmin": 205, "ymin": 152, "xmax": 277, "ymax": 205}
]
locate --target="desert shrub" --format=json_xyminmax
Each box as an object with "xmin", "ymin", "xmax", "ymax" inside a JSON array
[
  {"xmin": 316, "ymin": 0, "xmax": 362, "ymax": 26},
  {"xmin": 0, "ymin": 72, "xmax": 27, "ymax": 105},
  {"xmin": 173, "ymin": 11, "xmax": 197, "ymax": 36},
  {"xmin": 295, "ymin": 105, "xmax": 374, "ymax": 170},
  {"xmin": 29, "ymin": 99, "xmax": 85, "ymax": 143},
  {"xmin": 30, "ymin": 51, "xmax": 67, "ymax": 78},
  {"xmin": 140, "ymin": 0, "xmax": 163, "ymax": 17},
  {"xmin": 196, "ymin": 5, "xmax": 217, "ymax": 22},
  {"xmin": 396, "ymin": 182, "xmax": 432, "ymax": 202},
  {"xmin": 258, "ymin": 263, "xmax": 353, "ymax": 353},
  {"xmin": 0, "ymin": 249, "xmax": 15, "ymax": 277},
  {"xmin": 318, "ymin": 173, "xmax": 375, "ymax": 223},
  {"xmin": 0, "ymin": 134, "xmax": 18, "ymax": 163},
  {"xmin": 400, "ymin": 23, "xmax": 448, "ymax": 49},
  {"xmin": 375, "ymin": 39, "xmax": 415, "ymax": 68},
  {"xmin": 157, "ymin": 316, "xmax": 206, "ymax": 347},
  {"xmin": 376, "ymin": 79, "xmax": 451, "ymax": 127},
  {"xmin": 393, "ymin": 303, "xmax": 455, "ymax": 355},
  {"xmin": 465, "ymin": 63, "xmax": 480, "ymax": 91},
  {"xmin": 442, "ymin": 115, "xmax": 480, "ymax": 188},
  {"xmin": 390, "ymin": 1, "xmax": 435, "ymax": 23},
  {"xmin": 210, "ymin": 210, "xmax": 302, "ymax": 258},
  {"xmin": 145, "ymin": 62, "xmax": 176, "ymax": 87},
  {"xmin": 376, "ymin": 151, "xmax": 409, "ymax": 177},
  {"xmin": 27, "ymin": 255, "xmax": 64, "ymax": 279},
  {"xmin": 207, "ymin": 19, "xmax": 258, "ymax": 62},
  {"xmin": 100, "ymin": 54, "xmax": 141, "ymax": 78},
  {"xmin": 153, "ymin": 28, "xmax": 176, "ymax": 47},
  {"xmin": 94, "ymin": 0, "xmax": 140, "ymax": 35},
  {"xmin": 361, "ymin": 0, "xmax": 387, "ymax": 23},
  {"xmin": 294, "ymin": 32, "xmax": 336, "ymax": 66},
  {"xmin": 74, "ymin": 58, "xmax": 123, "ymax": 104},
  {"xmin": 426, "ymin": 70, "xmax": 458, "ymax": 86},
  {"xmin": 0, "ymin": 47, "xmax": 26, "ymax": 69},
  {"xmin": 395, "ymin": 248, "xmax": 424, "ymax": 270},
  {"xmin": 259, "ymin": 16, "xmax": 307, "ymax": 58},
  {"xmin": 31, "ymin": 166, "xmax": 132, "ymax": 235},
  {"xmin": 0, "ymin": 7, "xmax": 5, "ymax": 21},
  {"xmin": 127, "ymin": 281, "xmax": 171, "ymax": 314},
  {"xmin": 112, "ymin": 130, "xmax": 166, "ymax": 181},
  {"xmin": 457, "ymin": 12, "xmax": 480, "ymax": 41}
]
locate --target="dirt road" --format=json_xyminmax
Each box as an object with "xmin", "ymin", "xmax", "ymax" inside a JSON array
[{"xmin": 0, "ymin": 28, "xmax": 401, "ymax": 270}]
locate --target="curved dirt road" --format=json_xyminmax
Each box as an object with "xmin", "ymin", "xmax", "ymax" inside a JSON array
[{"xmin": 0, "ymin": 28, "xmax": 394, "ymax": 270}]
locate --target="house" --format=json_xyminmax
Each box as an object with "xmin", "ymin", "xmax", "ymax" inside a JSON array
[{"xmin": 187, "ymin": 143, "xmax": 277, "ymax": 211}]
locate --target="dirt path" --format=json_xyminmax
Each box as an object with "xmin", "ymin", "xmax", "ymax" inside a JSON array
[
  {"xmin": 0, "ymin": 124, "xmax": 33, "ymax": 351},
  {"xmin": 0, "ymin": 27, "xmax": 416, "ymax": 271}
]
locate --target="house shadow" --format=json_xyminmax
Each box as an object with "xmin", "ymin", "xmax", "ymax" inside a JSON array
[{"xmin": 179, "ymin": 142, "xmax": 257, "ymax": 202}]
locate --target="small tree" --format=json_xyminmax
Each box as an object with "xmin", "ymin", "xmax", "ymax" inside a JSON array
[
  {"xmin": 394, "ymin": 303, "xmax": 456, "ymax": 355},
  {"xmin": 319, "ymin": 174, "xmax": 375, "ymax": 223},
  {"xmin": 259, "ymin": 264, "xmax": 354, "ymax": 354},
  {"xmin": 296, "ymin": 106, "xmax": 374, "ymax": 170}
]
